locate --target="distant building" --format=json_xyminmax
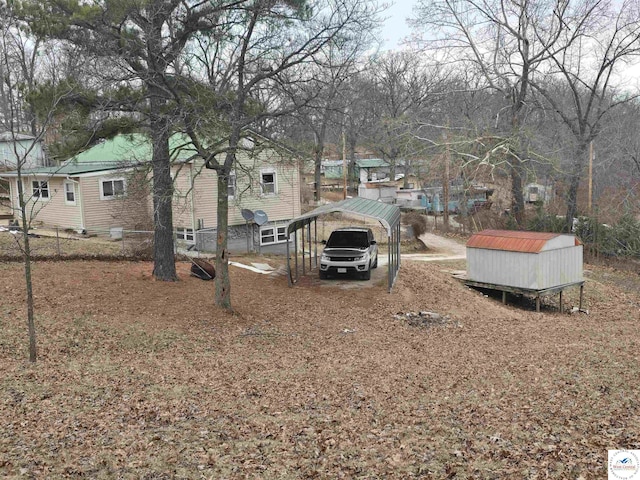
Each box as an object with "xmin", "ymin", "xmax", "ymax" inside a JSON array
[
  {"xmin": 525, "ymin": 183, "xmax": 554, "ymax": 204},
  {"xmin": 0, "ymin": 132, "xmax": 47, "ymax": 170}
]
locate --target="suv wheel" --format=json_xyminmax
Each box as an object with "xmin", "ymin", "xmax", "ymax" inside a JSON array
[
  {"xmin": 361, "ymin": 268, "xmax": 371, "ymax": 280},
  {"xmin": 319, "ymin": 270, "xmax": 328, "ymax": 279},
  {"xmin": 372, "ymin": 255, "xmax": 378, "ymax": 269}
]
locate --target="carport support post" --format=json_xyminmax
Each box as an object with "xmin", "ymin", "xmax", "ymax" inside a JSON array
[
  {"xmin": 559, "ymin": 290, "xmax": 563, "ymax": 313},
  {"xmin": 294, "ymin": 229, "xmax": 298, "ymax": 283},
  {"xmin": 314, "ymin": 219, "xmax": 318, "ymax": 268},
  {"xmin": 536, "ymin": 295, "xmax": 541, "ymax": 313},
  {"xmin": 388, "ymin": 233, "xmax": 392, "ymax": 291},
  {"xmin": 308, "ymin": 222, "xmax": 312, "ymax": 272},
  {"xmin": 286, "ymin": 234, "xmax": 292, "ymax": 286},
  {"xmin": 502, "ymin": 291, "xmax": 506, "ymax": 305},
  {"xmin": 301, "ymin": 221, "xmax": 306, "ymax": 276},
  {"xmin": 397, "ymin": 222, "xmax": 401, "ymax": 268}
]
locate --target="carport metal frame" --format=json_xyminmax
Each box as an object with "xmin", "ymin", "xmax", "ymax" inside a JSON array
[{"xmin": 285, "ymin": 198, "xmax": 402, "ymax": 292}]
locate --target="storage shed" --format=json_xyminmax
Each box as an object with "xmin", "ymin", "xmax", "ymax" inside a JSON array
[{"xmin": 465, "ymin": 230, "xmax": 584, "ymax": 312}]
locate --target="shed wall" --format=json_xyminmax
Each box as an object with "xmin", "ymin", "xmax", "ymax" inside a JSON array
[
  {"xmin": 541, "ymin": 235, "xmax": 575, "ymax": 251},
  {"xmin": 467, "ymin": 245, "xmax": 583, "ymax": 290}
]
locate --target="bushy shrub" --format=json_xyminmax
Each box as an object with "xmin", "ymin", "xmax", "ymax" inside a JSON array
[
  {"xmin": 526, "ymin": 203, "xmax": 567, "ymax": 233},
  {"xmin": 575, "ymin": 214, "xmax": 640, "ymax": 258},
  {"xmin": 403, "ymin": 212, "xmax": 427, "ymax": 239}
]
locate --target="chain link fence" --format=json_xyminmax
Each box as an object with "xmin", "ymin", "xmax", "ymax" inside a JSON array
[{"xmin": 0, "ymin": 227, "xmax": 171, "ymax": 259}]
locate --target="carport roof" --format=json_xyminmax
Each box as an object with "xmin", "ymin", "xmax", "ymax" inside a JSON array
[{"xmin": 286, "ymin": 198, "xmax": 401, "ymax": 236}]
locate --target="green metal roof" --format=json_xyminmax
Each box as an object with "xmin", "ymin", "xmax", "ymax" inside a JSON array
[
  {"xmin": 69, "ymin": 133, "xmax": 197, "ymax": 164},
  {"xmin": 286, "ymin": 197, "xmax": 401, "ymax": 236},
  {"xmin": 355, "ymin": 158, "xmax": 408, "ymax": 169},
  {"xmin": 0, "ymin": 133, "xmax": 199, "ymax": 177}
]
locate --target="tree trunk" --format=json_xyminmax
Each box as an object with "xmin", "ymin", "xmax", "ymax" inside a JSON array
[
  {"xmin": 314, "ymin": 146, "xmax": 322, "ymax": 203},
  {"xmin": 149, "ymin": 100, "xmax": 177, "ymax": 281},
  {"xmin": 313, "ymin": 122, "xmax": 327, "ymax": 203},
  {"xmin": 565, "ymin": 142, "xmax": 588, "ymax": 231},
  {"xmin": 215, "ymin": 158, "xmax": 232, "ymax": 310},
  {"xmin": 22, "ymin": 215, "xmax": 36, "ymax": 363},
  {"xmin": 347, "ymin": 134, "xmax": 357, "ymax": 191},
  {"xmin": 403, "ymin": 162, "xmax": 410, "ymax": 189},
  {"xmin": 16, "ymin": 172, "xmax": 37, "ymax": 362},
  {"xmin": 510, "ymin": 157, "xmax": 525, "ymax": 226}
]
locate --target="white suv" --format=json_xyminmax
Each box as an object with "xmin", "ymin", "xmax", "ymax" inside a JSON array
[{"xmin": 319, "ymin": 227, "xmax": 378, "ymax": 280}]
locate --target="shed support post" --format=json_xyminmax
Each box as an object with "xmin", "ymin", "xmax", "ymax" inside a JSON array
[
  {"xmin": 559, "ymin": 290, "xmax": 563, "ymax": 313},
  {"xmin": 536, "ymin": 295, "xmax": 541, "ymax": 313},
  {"xmin": 579, "ymin": 284, "xmax": 584, "ymax": 311},
  {"xmin": 502, "ymin": 291, "xmax": 506, "ymax": 305}
]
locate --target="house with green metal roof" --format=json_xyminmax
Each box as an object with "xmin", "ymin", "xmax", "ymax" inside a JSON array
[{"xmin": 0, "ymin": 133, "xmax": 302, "ymax": 245}]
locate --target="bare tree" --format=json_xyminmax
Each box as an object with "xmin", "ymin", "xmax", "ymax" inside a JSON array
[
  {"xmin": 530, "ymin": 0, "xmax": 640, "ymax": 228},
  {"xmin": 364, "ymin": 51, "xmax": 446, "ymax": 188},
  {"xmin": 0, "ymin": 5, "xmax": 69, "ymax": 362},
  {"xmin": 279, "ymin": 38, "xmax": 375, "ymax": 202},
  {"xmin": 180, "ymin": 0, "xmax": 382, "ymax": 309},
  {"xmin": 411, "ymin": 0, "xmax": 592, "ymax": 225},
  {"xmin": 15, "ymin": 0, "xmax": 247, "ymax": 281}
]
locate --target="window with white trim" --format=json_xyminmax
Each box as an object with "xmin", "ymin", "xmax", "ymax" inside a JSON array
[
  {"xmin": 260, "ymin": 224, "xmax": 288, "ymax": 245},
  {"xmin": 260, "ymin": 169, "xmax": 276, "ymax": 195},
  {"xmin": 64, "ymin": 181, "xmax": 76, "ymax": 205},
  {"xmin": 176, "ymin": 227, "xmax": 194, "ymax": 243},
  {"xmin": 32, "ymin": 180, "xmax": 49, "ymax": 200},
  {"xmin": 100, "ymin": 178, "xmax": 125, "ymax": 200}
]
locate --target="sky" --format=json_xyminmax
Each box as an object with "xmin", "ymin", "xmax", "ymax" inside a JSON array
[{"xmin": 379, "ymin": 0, "xmax": 420, "ymax": 50}]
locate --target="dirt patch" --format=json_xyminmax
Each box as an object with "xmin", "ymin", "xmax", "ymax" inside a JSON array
[{"xmin": 0, "ymin": 259, "xmax": 639, "ymax": 478}]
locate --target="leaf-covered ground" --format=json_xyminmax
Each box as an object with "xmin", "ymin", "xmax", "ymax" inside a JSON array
[{"xmin": 0, "ymin": 259, "xmax": 639, "ymax": 479}]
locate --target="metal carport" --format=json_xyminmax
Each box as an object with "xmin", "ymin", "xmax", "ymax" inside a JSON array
[{"xmin": 285, "ymin": 198, "xmax": 402, "ymax": 292}]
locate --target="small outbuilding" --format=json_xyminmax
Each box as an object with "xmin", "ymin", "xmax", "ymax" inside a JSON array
[{"xmin": 465, "ymin": 229, "xmax": 584, "ymax": 312}]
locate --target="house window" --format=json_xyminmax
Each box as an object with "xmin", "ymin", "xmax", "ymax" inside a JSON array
[
  {"xmin": 228, "ymin": 171, "xmax": 236, "ymax": 198},
  {"xmin": 277, "ymin": 226, "xmax": 287, "ymax": 242},
  {"xmin": 260, "ymin": 224, "xmax": 288, "ymax": 245},
  {"xmin": 64, "ymin": 182, "xmax": 76, "ymax": 205},
  {"xmin": 32, "ymin": 180, "xmax": 49, "ymax": 200},
  {"xmin": 176, "ymin": 227, "xmax": 194, "ymax": 243},
  {"xmin": 100, "ymin": 178, "xmax": 125, "ymax": 200},
  {"xmin": 260, "ymin": 170, "xmax": 276, "ymax": 195}
]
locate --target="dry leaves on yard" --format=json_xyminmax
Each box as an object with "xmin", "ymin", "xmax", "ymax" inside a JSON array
[{"xmin": 0, "ymin": 258, "xmax": 639, "ymax": 479}]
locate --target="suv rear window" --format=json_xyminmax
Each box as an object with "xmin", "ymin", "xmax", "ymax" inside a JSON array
[{"xmin": 326, "ymin": 231, "xmax": 369, "ymax": 248}]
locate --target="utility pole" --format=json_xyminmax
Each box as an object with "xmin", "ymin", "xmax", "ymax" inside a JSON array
[
  {"xmin": 443, "ymin": 132, "xmax": 450, "ymax": 232},
  {"xmin": 342, "ymin": 129, "xmax": 347, "ymax": 200}
]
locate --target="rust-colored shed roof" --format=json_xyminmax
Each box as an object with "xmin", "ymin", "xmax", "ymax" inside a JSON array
[{"xmin": 467, "ymin": 229, "xmax": 581, "ymax": 253}]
